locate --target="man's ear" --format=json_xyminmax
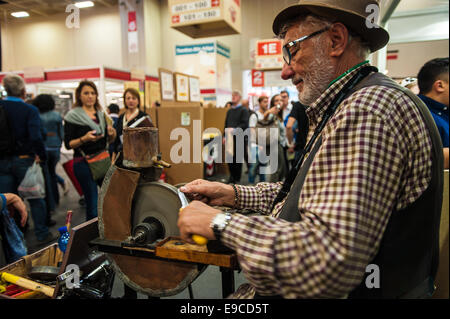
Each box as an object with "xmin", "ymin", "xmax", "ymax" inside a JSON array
[
  {"xmin": 328, "ymin": 23, "xmax": 348, "ymax": 57},
  {"xmin": 433, "ymin": 79, "xmax": 446, "ymax": 94},
  {"xmin": 21, "ymin": 88, "xmax": 26, "ymax": 100}
]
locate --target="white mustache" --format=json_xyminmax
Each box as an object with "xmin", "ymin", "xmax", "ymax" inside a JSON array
[{"xmin": 292, "ymin": 77, "xmax": 303, "ymax": 85}]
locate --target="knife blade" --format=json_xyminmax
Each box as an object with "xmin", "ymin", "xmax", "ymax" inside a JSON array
[{"xmin": 177, "ymin": 189, "xmax": 208, "ymax": 245}]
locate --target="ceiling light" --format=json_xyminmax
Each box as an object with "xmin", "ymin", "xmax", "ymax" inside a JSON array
[
  {"xmin": 11, "ymin": 11, "xmax": 30, "ymax": 18},
  {"xmin": 75, "ymin": 1, "xmax": 94, "ymax": 8}
]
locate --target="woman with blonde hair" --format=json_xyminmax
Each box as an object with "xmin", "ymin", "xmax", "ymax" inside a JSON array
[{"xmin": 63, "ymin": 80, "xmax": 116, "ymax": 221}]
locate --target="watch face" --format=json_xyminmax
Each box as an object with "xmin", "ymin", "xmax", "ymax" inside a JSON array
[{"xmin": 214, "ymin": 214, "xmax": 228, "ymax": 226}]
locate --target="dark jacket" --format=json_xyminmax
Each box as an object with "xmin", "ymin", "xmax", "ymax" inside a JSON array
[
  {"xmin": 64, "ymin": 113, "xmax": 108, "ymax": 158},
  {"xmin": 0, "ymin": 97, "xmax": 46, "ymax": 160},
  {"xmin": 225, "ymin": 105, "xmax": 249, "ymax": 131}
]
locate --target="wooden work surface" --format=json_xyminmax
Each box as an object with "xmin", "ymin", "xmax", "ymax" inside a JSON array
[{"xmin": 155, "ymin": 237, "xmax": 238, "ymax": 269}]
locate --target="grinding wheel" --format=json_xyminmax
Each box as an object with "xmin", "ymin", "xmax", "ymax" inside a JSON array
[
  {"xmin": 98, "ymin": 166, "xmax": 205, "ymax": 297},
  {"xmin": 131, "ymin": 182, "xmax": 181, "ymax": 239}
]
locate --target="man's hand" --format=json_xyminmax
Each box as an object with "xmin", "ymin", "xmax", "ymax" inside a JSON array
[
  {"xmin": 180, "ymin": 179, "xmax": 235, "ymax": 207},
  {"xmin": 4, "ymin": 193, "xmax": 28, "ymax": 227},
  {"xmin": 177, "ymin": 200, "xmax": 221, "ymax": 244}
]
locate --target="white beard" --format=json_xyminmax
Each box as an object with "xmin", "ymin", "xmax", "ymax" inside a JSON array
[{"xmin": 298, "ymin": 47, "xmax": 336, "ymax": 106}]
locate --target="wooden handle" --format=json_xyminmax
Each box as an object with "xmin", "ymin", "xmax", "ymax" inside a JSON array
[{"xmin": 1, "ymin": 272, "xmax": 55, "ymax": 297}]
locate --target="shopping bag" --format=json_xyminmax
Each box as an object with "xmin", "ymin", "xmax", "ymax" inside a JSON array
[
  {"xmin": 62, "ymin": 159, "xmax": 83, "ymax": 196},
  {"xmin": 84, "ymin": 150, "xmax": 111, "ymax": 182},
  {"xmin": 0, "ymin": 208, "xmax": 27, "ymax": 263},
  {"xmin": 17, "ymin": 161, "xmax": 46, "ymax": 200}
]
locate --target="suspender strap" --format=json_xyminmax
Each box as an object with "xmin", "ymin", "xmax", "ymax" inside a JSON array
[
  {"xmin": 278, "ymin": 136, "xmax": 322, "ymax": 221},
  {"xmin": 272, "ymin": 65, "xmax": 378, "ymax": 216}
]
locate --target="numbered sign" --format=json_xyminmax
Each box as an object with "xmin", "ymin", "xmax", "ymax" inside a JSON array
[
  {"xmin": 255, "ymin": 39, "xmax": 283, "ymax": 70},
  {"xmin": 251, "ymin": 70, "xmax": 264, "ymax": 87}
]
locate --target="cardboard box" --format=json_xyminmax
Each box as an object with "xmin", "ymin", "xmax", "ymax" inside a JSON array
[
  {"xmin": 202, "ymin": 107, "xmax": 229, "ymax": 175},
  {"xmin": 157, "ymin": 106, "xmax": 205, "ymax": 185},
  {"xmin": 157, "ymin": 106, "xmax": 230, "ymax": 185},
  {"xmin": 169, "ymin": 0, "xmax": 241, "ymax": 38},
  {"xmin": 145, "ymin": 80, "xmax": 161, "ymax": 108}
]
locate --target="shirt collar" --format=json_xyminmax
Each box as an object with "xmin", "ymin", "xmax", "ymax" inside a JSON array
[
  {"xmin": 4, "ymin": 96, "xmax": 23, "ymax": 102},
  {"xmin": 306, "ymin": 61, "xmax": 371, "ymax": 127},
  {"xmin": 418, "ymin": 94, "xmax": 448, "ymax": 113}
]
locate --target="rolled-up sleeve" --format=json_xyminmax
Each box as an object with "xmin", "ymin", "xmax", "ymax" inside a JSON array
[{"xmin": 235, "ymin": 182, "xmax": 283, "ymax": 215}]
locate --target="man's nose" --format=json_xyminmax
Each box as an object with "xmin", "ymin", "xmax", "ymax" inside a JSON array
[{"xmin": 281, "ymin": 63, "xmax": 294, "ymax": 80}]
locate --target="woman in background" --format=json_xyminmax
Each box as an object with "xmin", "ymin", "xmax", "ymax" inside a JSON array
[
  {"xmin": 112, "ymin": 88, "xmax": 148, "ymax": 163},
  {"xmin": 64, "ymin": 81, "xmax": 116, "ymax": 221}
]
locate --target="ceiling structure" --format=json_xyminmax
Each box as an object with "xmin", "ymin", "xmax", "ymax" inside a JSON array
[
  {"xmin": 1, "ymin": 0, "xmax": 449, "ymax": 18},
  {"xmin": 394, "ymin": 0, "xmax": 449, "ymax": 13},
  {"xmin": 0, "ymin": 0, "xmax": 117, "ymax": 18}
]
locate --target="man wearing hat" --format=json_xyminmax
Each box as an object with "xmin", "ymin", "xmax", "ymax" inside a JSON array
[{"xmin": 178, "ymin": 0, "xmax": 443, "ymax": 299}]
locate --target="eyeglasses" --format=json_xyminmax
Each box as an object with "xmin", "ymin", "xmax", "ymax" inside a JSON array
[{"xmin": 282, "ymin": 27, "xmax": 330, "ymax": 65}]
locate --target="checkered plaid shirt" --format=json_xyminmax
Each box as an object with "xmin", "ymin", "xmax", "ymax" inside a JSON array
[{"xmin": 221, "ymin": 62, "xmax": 433, "ymax": 299}]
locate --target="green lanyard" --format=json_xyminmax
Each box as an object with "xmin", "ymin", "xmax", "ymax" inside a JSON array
[{"xmin": 327, "ymin": 60, "xmax": 370, "ymax": 88}]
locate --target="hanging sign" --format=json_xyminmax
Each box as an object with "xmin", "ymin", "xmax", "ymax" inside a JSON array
[
  {"xmin": 128, "ymin": 11, "xmax": 138, "ymax": 53},
  {"xmin": 251, "ymin": 69, "xmax": 264, "ymax": 87},
  {"xmin": 255, "ymin": 39, "xmax": 283, "ymax": 70},
  {"xmin": 169, "ymin": 0, "xmax": 241, "ymax": 38}
]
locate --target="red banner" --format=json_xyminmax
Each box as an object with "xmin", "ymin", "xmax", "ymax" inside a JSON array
[{"xmin": 128, "ymin": 11, "xmax": 137, "ymax": 32}]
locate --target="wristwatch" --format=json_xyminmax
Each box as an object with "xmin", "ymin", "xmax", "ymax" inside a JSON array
[{"xmin": 210, "ymin": 212, "xmax": 232, "ymax": 241}]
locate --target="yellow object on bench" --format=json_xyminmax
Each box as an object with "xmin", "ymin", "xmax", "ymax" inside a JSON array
[{"xmin": 0, "ymin": 272, "xmax": 55, "ymax": 298}]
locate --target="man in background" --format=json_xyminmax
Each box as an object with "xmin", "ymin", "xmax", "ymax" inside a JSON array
[
  {"xmin": 0, "ymin": 74, "xmax": 54, "ymax": 243},
  {"xmin": 279, "ymin": 90, "xmax": 292, "ymax": 122},
  {"xmin": 417, "ymin": 57, "xmax": 449, "ymax": 169},
  {"xmin": 286, "ymin": 101, "xmax": 309, "ymax": 165},
  {"xmin": 224, "ymin": 91, "xmax": 249, "ymax": 183}
]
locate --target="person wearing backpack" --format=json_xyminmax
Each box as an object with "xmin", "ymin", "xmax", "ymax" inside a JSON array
[{"xmin": 0, "ymin": 74, "xmax": 54, "ymax": 244}]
